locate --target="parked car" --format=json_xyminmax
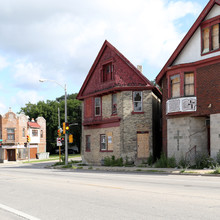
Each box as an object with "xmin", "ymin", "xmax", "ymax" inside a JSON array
[
  {"xmin": 68, "ymin": 146, "xmax": 79, "ymax": 154},
  {"xmin": 55, "ymin": 148, "xmax": 64, "ymax": 154}
]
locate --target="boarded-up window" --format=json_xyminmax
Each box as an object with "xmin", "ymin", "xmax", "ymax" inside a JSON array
[
  {"xmin": 184, "ymin": 73, "xmax": 194, "ymax": 96},
  {"xmin": 171, "ymin": 75, "xmax": 180, "ymax": 98},
  {"xmin": 86, "ymin": 135, "xmax": 91, "ymax": 152},
  {"xmin": 212, "ymin": 24, "xmax": 219, "ymax": 50},
  {"xmin": 84, "ymin": 97, "xmax": 93, "ymax": 118},
  {"xmin": 112, "ymin": 94, "xmax": 117, "ymax": 114},
  {"xmin": 203, "ymin": 28, "xmax": 210, "ymax": 53},
  {"xmin": 106, "ymin": 132, "xmax": 113, "ymax": 151},
  {"xmin": 95, "ymin": 97, "xmax": 101, "ymax": 116}
]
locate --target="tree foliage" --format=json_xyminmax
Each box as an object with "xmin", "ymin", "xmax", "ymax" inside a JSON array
[{"xmin": 19, "ymin": 93, "xmax": 81, "ymax": 153}]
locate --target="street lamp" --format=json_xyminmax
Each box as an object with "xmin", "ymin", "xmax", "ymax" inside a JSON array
[{"xmin": 39, "ymin": 79, "xmax": 68, "ymax": 165}]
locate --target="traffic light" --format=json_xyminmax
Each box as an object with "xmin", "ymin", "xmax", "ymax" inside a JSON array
[
  {"xmin": 63, "ymin": 122, "xmax": 66, "ymax": 134},
  {"xmin": 61, "ymin": 137, "xmax": 65, "ymax": 145},
  {"xmin": 65, "ymin": 122, "xmax": 70, "ymax": 134},
  {"xmin": 57, "ymin": 128, "xmax": 61, "ymax": 137},
  {"xmin": 69, "ymin": 134, "xmax": 73, "ymax": 143},
  {"xmin": 27, "ymin": 135, "xmax": 31, "ymax": 143}
]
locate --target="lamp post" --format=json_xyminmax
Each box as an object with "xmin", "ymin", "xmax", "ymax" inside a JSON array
[{"xmin": 39, "ymin": 79, "xmax": 68, "ymax": 165}]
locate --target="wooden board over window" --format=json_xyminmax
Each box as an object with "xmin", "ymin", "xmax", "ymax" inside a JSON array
[
  {"xmin": 212, "ymin": 24, "xmax": 219, "ymax": 50},
  {"xmin": 203, "ymin": 28, "xmax": 210, "ymax": 53},
  {"xmin": 137, "ymin": 132, "xmax": 149, "ymax": 158},
  {"xmin": 106, "ymin": 132, "xmax": 113, "ymax": 151}
]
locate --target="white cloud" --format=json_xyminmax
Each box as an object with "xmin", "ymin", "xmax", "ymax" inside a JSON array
[
  {"xmin": 11, "ymin": 90, "xmax": 44, "ymax": 108},
  {"xmin": 0, "ymin": 102, "xmax": 7, "ymax": 115},
  {"xmin": 0, "ymin": 0, "xmax": 203, "ymax": 105}
]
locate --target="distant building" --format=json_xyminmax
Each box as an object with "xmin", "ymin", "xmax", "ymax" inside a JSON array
[
  {"xmin": 0, "ymin": 109, "xmax": 47, "ymax": 162},
  {"xmin": 77, "ymin": 40, "xmax": 161, "ymax": 165},
  {"xmin": 156, "ymin": 0, "xmax": 220, "ymax": 161}
]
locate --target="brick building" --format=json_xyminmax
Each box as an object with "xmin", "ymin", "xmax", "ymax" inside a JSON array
[
  {"xmin": 0, "ymin": 109, "xmax": 47, "ymax": 162},
  {"xmin": 77, "ymin": 40, "xmax": 161, "ymax": 165},
  {"xmin": 156, "ymin": 0, "xmax": 220, "ymax": 161}
]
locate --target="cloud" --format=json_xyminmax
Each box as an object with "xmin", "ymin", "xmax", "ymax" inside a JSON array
[
  {"xmin": 0, "ymin": 102, "xmax": 7, "ymax": 115},
  {"xmin": 0, "ymin": 0, "xmax": 202, "ymax": 90},
  {"xmin": 0, "ymin": 55, "xmax": 9, "ymax": 70},
  {"xmin": 11, "ymin": 90, "xmax": 44, "ymax": 108}
]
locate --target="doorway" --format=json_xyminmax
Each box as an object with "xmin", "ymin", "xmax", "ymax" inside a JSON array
[{"xmin": 7, "ymin": 149, "xmax": 16, "ymax": 161}]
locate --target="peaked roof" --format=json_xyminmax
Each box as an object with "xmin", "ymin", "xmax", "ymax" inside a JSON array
[
  {"xmin": 28, "ymin": 121, "xmax": 41, "ymax": 128},
  {"xmin": 77, "ymin": 40, "xmax": 157, "ymax": 100},
  {"xmin": 156, "ymin": 0, "xmax": 220, "ymax": 85}
]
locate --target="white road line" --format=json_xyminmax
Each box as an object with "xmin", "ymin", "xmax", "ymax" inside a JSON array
[{"xmin": 0, "ymin": 203, "xmax": 40, "ymax": 220}]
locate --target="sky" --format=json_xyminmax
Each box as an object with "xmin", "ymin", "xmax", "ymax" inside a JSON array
[{"xmin": 0, "ymin": 0, "xmax": 210, "ymax": 115}]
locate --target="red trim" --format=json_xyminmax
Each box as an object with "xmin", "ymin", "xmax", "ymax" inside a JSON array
[
  {"xmin": 78, "ymin": 86, "xmax": 153, "ymax": 100},
  {"xmin": 167, "ymin": 111, "xmax": 196, "ymax": 116},
  {"xmin": 84, "ymin": 121, "xmax": 120, "ymax": 130},
  {"xmin": 83, "ymin": 117, "xmax": 121, "ymax": 126},
  {"xmin": 137, "ymin": 131, "xmax": 149, "ymax": 134},
  {"xmin": 132, "ymin": 111, "xmax": 144, "ymax": 115},
  {"xmin": 100, "ymin": 150, "xmax": 113, "ymax": 153},
  {"xmin": 156, "ymin": 0, "xmax": 220, "ymax": 85}
]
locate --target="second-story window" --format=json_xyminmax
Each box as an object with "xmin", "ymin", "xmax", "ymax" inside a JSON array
[
  {"xmin": 7, "ymin": 128, "xmax": 15, "ymax": 140},
  {"xmin": 32, "ymin": 130, "xmax": 38, "ymax": 137},
  {"xmin": 171, "ymin": 74, "xmax": 180, "ymax": 98},
  {"xmin": 184, "ymin": 73, "xmax": 194, "ymax": 96},
  {"xmin": 133, "ymin": 91, "xmax": 143, "ymax": 112},
  {"xmin": 95, "ymin": 97, "xmax": 101, "ymax": 116},
  {"xmin": 112, "ymin": 94, "xmax": 117, "ymax": 115},
  {"xmin": 40, "ymin": 130, "xmax": 43, "ymax": 138}
]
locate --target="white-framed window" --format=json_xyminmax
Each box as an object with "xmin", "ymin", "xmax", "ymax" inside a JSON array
[
  {"xmin": 32, "ymin": 130, "xmax": 38, "ymax": 137},
  {"xmin": 112, "ymin": 93, "xmax": 117, "ymax": 114},
  {"xmin": 133, "ymin": 91, "xmax": 143, "ymax": 112},
  {"xmin": 100, "ymin": 134, "xmax": 107, "ymax": 151},
  {"xmin": 95, "ymin": 97, "xmax": 101, "ymax": 116}
]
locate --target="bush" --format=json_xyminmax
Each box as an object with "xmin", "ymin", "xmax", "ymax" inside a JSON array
[
  {"xmin": 103, "ymin": 156, "xmax": 123, "ymax": 167},
  {"xmin": 147, "ymin": 154, "xmax": 154, "ymax": 166},
  {"xmin": 178, "ymin": 155, "xmax": 190, "ymax": 169},
  {"xmin": 155, "ymin": 153, "xmax": 176, "ymax": 168},
  {"xmin": 194, "ymin": 153, "xmax": 216, "ymax": 169}
]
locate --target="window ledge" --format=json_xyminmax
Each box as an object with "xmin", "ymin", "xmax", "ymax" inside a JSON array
[
  {"xmin": 132, "ymin": 111, "xmax": 144, "ymax": 115},
  {"xmin": 100, "ymin": 150, "xmax": 113, "ymax": 153}
]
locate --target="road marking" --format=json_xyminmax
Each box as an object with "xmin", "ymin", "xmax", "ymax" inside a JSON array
[{"xmin": 0, "ymin": 203, "xmax": 40, "ymax": 220}]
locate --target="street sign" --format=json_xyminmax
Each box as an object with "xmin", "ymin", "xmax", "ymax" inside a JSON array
[
  {"xmin": 0, "ymin": 139, "xmax": 2, "ymax": 142},
  {"xmin": 57, "ymin": 137, "xmax": 62, "ymax": 146}
]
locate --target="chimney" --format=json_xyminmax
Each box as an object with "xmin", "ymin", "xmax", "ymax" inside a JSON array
[
  {"xmin": 31, "ymin": 118, "xmax": 35, "ymax": 122},
  {"xmin": 137, "ymin": 65, "xmax": 143, "ymax": 73}
]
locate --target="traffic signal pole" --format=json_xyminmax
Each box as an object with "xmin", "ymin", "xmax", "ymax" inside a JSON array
[{"xmin": 64, "ymin": 84, "xmax": 68, "ymax": 165}]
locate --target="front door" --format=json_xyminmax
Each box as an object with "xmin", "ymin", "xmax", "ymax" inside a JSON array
[
  {"xmin": 7, "ymin": 149, "xmax": 16, "ymax": 161},
  {"xmin": 137, "ymin": 132, "xmax": 149, "ymax": 158}
]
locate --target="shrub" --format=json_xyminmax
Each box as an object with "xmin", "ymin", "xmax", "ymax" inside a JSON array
[
  {"xmin": 147, "ymin": 154, "xmax": 154, "ymax": 166},
  {"xmin": 154, "ymin": 153, "xmax": 176, "ymax": 168},
  {"xmin": 194, "ymin": 153, "xmax": 216, "ymax": 169},
  {"xmin": 178, "ymin": 155, "xmax": 190, "ymax": 169},
  {"xmin": 103, "ymin": 156, "xmax": 123, "ymax": 167}
]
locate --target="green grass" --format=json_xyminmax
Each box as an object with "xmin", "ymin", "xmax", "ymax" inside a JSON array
[{"xmin": 23, "ymin": 154, "xmax": 80, "ymax": 164}]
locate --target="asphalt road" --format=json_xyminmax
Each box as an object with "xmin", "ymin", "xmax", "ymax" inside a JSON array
[{"xmin": 0, "ymin": 162, "xmax": 220, "ymax": 220}]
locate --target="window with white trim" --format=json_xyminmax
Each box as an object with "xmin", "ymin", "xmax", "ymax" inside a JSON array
[
  {"xmin": 95, "ymin": 97, "xmax": 101, "ymax": 116},
  {"xmin": 7, "ymin": 128, "xmax": 15, "ymax": 140},
  {"xmin": 100, "ymin": 134, "xmax": 107, "ymax": 151}
]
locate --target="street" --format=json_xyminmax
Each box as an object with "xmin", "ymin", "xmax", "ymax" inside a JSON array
[{"xmin": 0, "ymin": 162, "xmax": 220, "ymax": 220}]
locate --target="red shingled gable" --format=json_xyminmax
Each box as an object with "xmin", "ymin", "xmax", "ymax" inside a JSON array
[
  {"xmin": 156, "ymin": 0, "xmax": 220, "ymax": 85},
  {"xmin": 28, "ymin": 122, "xmax": 41, "ymax": 128},
  {"xmin": 77, "ymin": 40, "xmax": 156, "ymax": 100}
]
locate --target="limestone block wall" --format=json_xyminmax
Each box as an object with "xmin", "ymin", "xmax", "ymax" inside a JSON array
[
  {"xmin": 120, "ymin": 90, "xmax": 153, "ymax": 161},
  {"xmin": 82, "ymin": 126, "xmax": 121, "ymax": 165},
  {"xmin": 210, "ymin": 113, "xmax": 220, "ymax": 158},
  {"xmin": 167, "ymin": 116, "xmax": 207, "ymax": 161}
]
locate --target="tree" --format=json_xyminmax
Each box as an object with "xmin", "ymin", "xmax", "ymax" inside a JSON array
[{"xmin": 19, "ymin": 93, "xmax": 81, "ymax": 153}]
